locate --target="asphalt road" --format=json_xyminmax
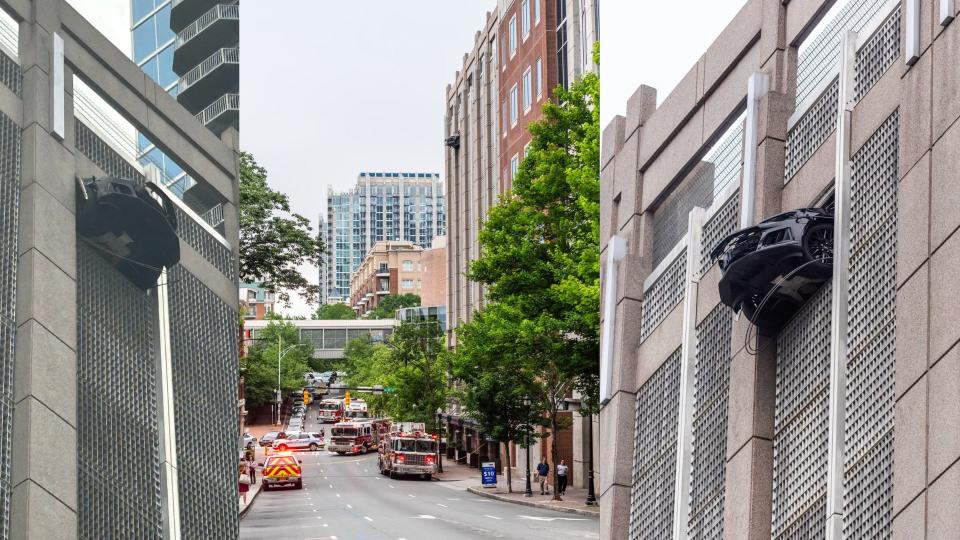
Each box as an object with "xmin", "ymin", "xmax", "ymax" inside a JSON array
[{"xmin": 240, "ymin": 406, "xmax": 599, "ymax": 540}]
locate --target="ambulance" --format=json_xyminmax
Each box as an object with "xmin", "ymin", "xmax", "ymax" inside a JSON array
[{"xmin": 261, "ymin": 452, "xmax": 303, "ymax": 490}]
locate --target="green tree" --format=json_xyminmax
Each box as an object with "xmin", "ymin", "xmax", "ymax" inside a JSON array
[
  {"xmin": 240, "ymin": 151, "xmax": 324, "ymax": 304},
  {"xmin": 312, "ymin": 303, "xmax": 357, "ymax": 320},
  {"xmin": 241, "ymin": 321, "xmax": 313, "ymax": 410},
  {"xmin": 461, "ymin": 49, "xmax": 600, "ymax": 500},
  {"xmin": 366, "ymin": 293, "xmax": 421, "ymax": 320}
]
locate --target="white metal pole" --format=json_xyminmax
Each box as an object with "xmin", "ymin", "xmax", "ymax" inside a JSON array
[
  {"xmin": 600, "ymin": 235, "xmax": 627, "ymax": 406},
  {"xmin": 740, "ymin": 72, "xmax": 770, "ymax": 229}
]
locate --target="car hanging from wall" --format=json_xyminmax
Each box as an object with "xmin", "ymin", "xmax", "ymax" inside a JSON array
[
  {"xmin": 710, "ymin": 208, "xmax": 834, "ymax": 334},
  {"xmin": 76, "ymin": 176, "xmax": 180, "ymax": 290}
]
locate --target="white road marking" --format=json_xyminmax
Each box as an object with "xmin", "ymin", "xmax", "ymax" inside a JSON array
[
  {"xmin": 407, "ymin": 494, "xmax": 415, "ymax": 498},
  {"xmin": 483, "ymin": 515, "xmax": 502, "ymax": 520},
  {"xmin": 323, "ymin": 524, "xmax": 328, "ymax": 527},
  {"xmin": 446, "ymin": 498, "xmax": 460, "ymax": 501},
  {"xmin": 363, "ymin": 516, "xmax": 373, "ymax": 522},
  {"xmin": 335, "ymin": 493, "xmax": 341, "ymax": 498},
  {"xmin": 347, "ymin": 504, "xmax": 352, "ymax": 509},
  {"xmin": 436, "ymin": 503, "xmax": 447, "ymax": 508},
  {"xmin": 517, "ymin": 515, "xmax": 588, "ymax": 521},
  {"xmin": 388, "ymin": 484, "xmax": 394, "ymax": 489},
  {"xmin": 411, "ymin": 515, "xmax": 437, "ymax": 519},
  {"xmin": 329, "ymin": 484, "xmax": 333, "ymax": 489}
]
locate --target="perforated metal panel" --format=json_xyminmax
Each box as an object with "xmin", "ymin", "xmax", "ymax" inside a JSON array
[
  {"xmin": 689, "ymin": 307, "xmax": 732, "ymax": 539},
  {"xmin": 652, "ymin": 172, "xmax": 712, "ymax": 270},
  {"xmin": 772, "ymin": 283, "xmax": 832, "ymax": 539},
  {"xmin": 785, "ymin": 79, "xmax": 839, "ymax": 183},
  {"xmin": 854, "ymin": 6, "xmax": 901, "ymax": 101},
  {"xmin": 0, "ymin": 111, "xmax": 19, "ymax": 539},
  {"xmin": 640, "ymin": 251, "xmax": 686, "ymax": 341},
  {"xmin": 0, "ymin": 50, "xmax": 20, "ymax": 97},
  {"xmin": 75, "ymin": 120, "xmax": 145, "ymax": 182},
  {"xmin": 629, "ymin": 348, "xmax": 681, "ymax": 540},
  {"xmin": 795, "ymin": 0, "xmax": 891, "ymax": 105},
  {"xmin": 699, "ymin": 191, "xmax": 739, "ymax": 276},
  {"xmin": 171, "ymin": 205, "xmax": 236, "ymax": 282},
  {"xmin": 167, "ymin": 265, "xmax": 239, "ymax": 539},
  {"xmin": 77, "ymin": 242, "xmax": 163, "ymax": 540},
  {"xmin": 843, "ymin": 111, "xmax": 897, "ymax": 538}
]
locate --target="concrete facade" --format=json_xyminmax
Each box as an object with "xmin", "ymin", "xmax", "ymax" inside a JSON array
[
  {"xmin": 419, "ymin": 235, "xmax": 447, "ymax": 308},
  {"xmin": 600, "ymin": 0, "xmax": 960, "ymax": 538},
  {"xmin": 0, "ymin": 0, "xmax": 240, "ymax": 537}
]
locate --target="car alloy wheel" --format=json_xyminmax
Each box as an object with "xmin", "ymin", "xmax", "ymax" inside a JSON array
[{"xmin": 802, "ymin": 223, "xmax": 834, "ymax": 268}]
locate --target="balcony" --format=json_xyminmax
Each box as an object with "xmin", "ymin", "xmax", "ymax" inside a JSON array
[
  {"xmin": 171, "ymin": 0, "xmax": 223, "ymax": 33},
  {"xmin": 376, "ymin": 289, "xmax": 389, "ymax": 295},
  {"xmin": 174, "ymin": 4, "xmax": 239, "ymax": 74},
  {"xmin": 177, "ymin": 47, "xmax": 239, "ymax": 114},
  {"xmin": 194, "ymin": 93, "xmax": 238, "ymax": 135}
]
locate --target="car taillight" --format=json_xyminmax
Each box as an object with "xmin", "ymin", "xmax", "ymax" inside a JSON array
[{"xmin": 396, "ymin": 453, "xmax": 405, "ymax": 463}]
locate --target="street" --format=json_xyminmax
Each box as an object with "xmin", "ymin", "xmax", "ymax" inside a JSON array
[{"xmin": 240, "ymin": 409, "xmax": 599, "ymax": 540}]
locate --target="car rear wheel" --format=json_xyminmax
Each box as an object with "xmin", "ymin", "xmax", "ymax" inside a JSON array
[
  {"xmin": 737, "ymin": 294, "xmax": 761, "ymax": 324},
  {"xmin": 337, "ymin": 451, "xmax": 345, "ymax": 455},
  {"xmin": 309, "ymin": 443, "xmax": 318, "ymax": 451},
  {"xmin": 295, "ymin": 479, "xmax": 303, "ymax": 490},
  {"xmin": 802, "ymin": 223, "xmax": 834, "ymax": 274}
]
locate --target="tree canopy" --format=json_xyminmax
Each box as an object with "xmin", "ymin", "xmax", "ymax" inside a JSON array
[
  {"xmin": 312, "ymin": 303, "xmax": 357, "ymax": 320},
  {"xmin": 239, "ymin": 151, "xmax": 324, "ymax": 305},
  {"xmin": 366, "ymin": 293, "xmax": 421, "ymax": 320},
  {"xmin": 241, "ymin": 320, "xmax": 313, "ymax": 410}
]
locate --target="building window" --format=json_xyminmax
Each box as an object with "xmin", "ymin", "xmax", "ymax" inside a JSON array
[
  {"xmin": 536, "ymin": 57, "xmax": 543, "ymax": 97},
  {"xmin": 535, "ymin": 0, "xmax": 541, "ymax": 24},
  {"xmin": 402, "ymin": 279, "xmax": 415, "ymax": 289},
  {"xmin": 402, "ymin": 260, "xmax": 414, "ymax": 271},
  {"xmin": 509, "ymin": 15, "xmax": 517, "ymax": 57},
  {"xmin": 523, "ymin": 68, "xmax": 533, "ymax": 112},
  {"xmin": 556, "ymin": 0, "xmax": 569, "ymax": 90},
  {"xmin": 521, "ymin": 0, "xmax": 530, "ymax": 38},
  {"xmin": 511, "ymin": 154, "xmax": 520, "ymax": 178},
  {"xmin": 246, "ymin": 290, "xmax": 257, "ymax": 302},
  {"xmin": 491, "ymin": 36, "xmax": 497, "ymax": 69},
  {"xmin": 510, "ymin": 84, "xmax": 518, "ymax": 126},
  {"xmin": 524, "ymin": 142, "xmax": 531, "ymax": 157},
  {"xmin": 417, "ymin": 279, "xmax": 422, "ymax": 289}
]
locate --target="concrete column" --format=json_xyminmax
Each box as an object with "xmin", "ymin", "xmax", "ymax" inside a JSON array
[{"xmin": 11, "ymin": 8, "xmax": 80, "ymax": 539}]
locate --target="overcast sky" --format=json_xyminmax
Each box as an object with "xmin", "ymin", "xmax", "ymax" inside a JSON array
[{"xmin": 600, "ymin": 0, "xmax": 746, "ymax": 129}]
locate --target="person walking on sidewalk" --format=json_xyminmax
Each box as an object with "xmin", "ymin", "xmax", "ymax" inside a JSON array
[
  {"xmin": 537, "ymin": 458, "xmax": 550, "ymax": 495},
  {"xmin": 556, "ymin": 460, "xmax": 568, "ymax": 496},
  {"xmin": 239, "ymin": 462, "xmax": 251, "ymax": 504}
]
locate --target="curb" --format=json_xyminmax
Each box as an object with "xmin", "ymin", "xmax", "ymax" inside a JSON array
[
  {"xmin": 465, "ymin": 486, "xmax": 600, "ymax": 517},
  {"xmin": 239, "ymin": 483, "xmax": 263, "ymax": 519}
]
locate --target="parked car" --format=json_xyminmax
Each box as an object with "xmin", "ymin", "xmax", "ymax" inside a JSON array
[
  {"xmin": 272, "ymin": 431, "xmax": 324, "ymax": 452},
  {"xmin": 710, "ymin": 207, "xmax": 834, "ymax": 332},
  {"xmin": 260, "ymin": 431, "xmax": 285, "ymax": 447},
  {"xmin": 242, "ymin": 432, "xmax": 257, "ymax": 449}
]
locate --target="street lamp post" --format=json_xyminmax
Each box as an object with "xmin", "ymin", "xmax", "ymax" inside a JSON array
[
  {"xmin": 523, "ymin": 396, "xmax": 533, "ymax": 497},
  {"xmin": 435, "ymin": 407, "xmax": 444, "ymax": 474},
  {"xmin": 586, "ymin": 412, "xmax": 597, "ymax": 506},
  {"xmin": 273, "ymin": 334, "xmax": 299, "ymax": 427}
]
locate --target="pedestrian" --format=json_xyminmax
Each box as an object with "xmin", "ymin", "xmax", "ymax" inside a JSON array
[
  {"xmin": 557, "ymin": 459, "xmax": 568, "ymax": 495},
  {"xmin": 536, "ymin": 458, "xmax": 550, "ymax": 495},
  {"xmin": 247, "ymin": 455, "xmax": 257, "ymax": 485},
  {"xmin": 239, "ymin": 462, "xmax": 251, "ymax": 504}
]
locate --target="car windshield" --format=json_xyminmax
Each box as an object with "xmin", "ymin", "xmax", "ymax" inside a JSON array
[
  {"xmin": 320, "ymin": 403, "xmax": 339, "ymax": 410},
  {"xmin": 332, "ymin": 427, "xmax": 357, "ymax": 437},
  {"xmin": 264, "ymin": 432, "xmax": 277, "ymax": 439},
  {"xmin": 397, "ymin": 439, "xmax": 437, "ymax": 453}
]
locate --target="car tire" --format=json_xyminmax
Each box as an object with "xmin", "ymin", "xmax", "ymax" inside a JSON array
[
  {"xmin": 263, "ymin": 484, "xmax": 270, "ymax": 492},
  {"xmin": 337, "ymin": 451, "xmax": 345, "ymax": 455},
  {"xmin": 309, "ymin": 443, "xmax": 318, "ymax": 452},
  {"xmin": 802, "ymin": 223, "xmax": 834, "ymax": 275},
  {"xmin": 389, "ymin": 470, "xmax": 396, "ymax": 479},
  {"xmin": 737, "ymin": 294, "xmax": 761, "ymax": 324},
  {"xmin": 295, "ymin": 479, "xmax": 303, "ymax": 490}
]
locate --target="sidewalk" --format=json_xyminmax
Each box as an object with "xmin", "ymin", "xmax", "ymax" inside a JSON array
[
  {"xmin": 239, "ymin": 427, "xmax": 270, "ymax": 517},
  {"xmin": 431, "ymin": 459, "xmax": 599, "ymax": 517}
]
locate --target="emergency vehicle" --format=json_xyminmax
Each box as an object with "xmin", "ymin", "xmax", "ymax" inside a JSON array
[
  {"xmin": 343, "ymin": 399, "xmax": 369, "ymax": 420},
  {"xmin": 328, "ymin": 419, "xmax": 390, "ymax": 455},
  {"xmin": 378, "ymin": 425, "xmax": 439, "ymax": 480},
  {"xmin": 262, "ymin": 452, "xmax": 303, "ymax": 490},
  {"xmin": 317, "ymin": 398, "xmax": 345, "ymax": 423}
]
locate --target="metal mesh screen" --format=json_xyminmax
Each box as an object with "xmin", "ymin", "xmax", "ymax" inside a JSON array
[
  {"xmin": 75, "ymin": 120, "xmax": 144, "ymax": 182},
  {"xmin": 652, "ymin": 170, "xmax": 713, "ymax": 270},
  {"xmin": 0, "ymin": 50, "xmax": 20, "ymax": 97},
  {"xmin": 785, "ymin": 79, "xmax": 839, "ymax": 183},
  {"xmin": 628, "ymin": 348, "xmax": 682, "ymax": 540},
  {"xmin": 843, "ymin": 111, "xmax": 897, "ymax": 537},
  {"xmin": 77, "ymin": 242, "xmax": 163, "ymax": 539},
  {"xmin": 771, "ymin": 283, "xmax": 832, "ymax": 539},
  {"xmin": 795, "ymin": 0, "xmax": 891, "ymax": 106},
  {"xmin": 853, "ymin": 6, "xmax": 901, "ymax": 101},
  {"xmin": 640, "ymin": 251, "xmax": 686, "ymax": 341},
  {"xmin": 699, "ymin": 191, "xmax": 739, "ymax": 276},
  {"xmin": 0, "ymin": 110, "xmax": 19, "ymax": 539},
  {"xmin": 689, "ymin": 306, "xmax": 732, "ymax": 539},
  {"xmin": 167, "ymin": 265, "xmax": 238, "ymax": 539},
  {"xmin": 171, "ymin": 206, "xmax": 236, "ymax": 282}
]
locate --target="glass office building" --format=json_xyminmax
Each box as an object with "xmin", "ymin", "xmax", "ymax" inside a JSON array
[{"xmin": 323, "ymin": 172, "xmax": 445, "ymax": 303}]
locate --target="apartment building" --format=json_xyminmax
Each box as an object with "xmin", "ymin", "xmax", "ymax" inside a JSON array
[
  {"xmin": 600, "ymin": 0, "xmax": 957, "ymax": 538},
  {"xmin": 348, "ymin": 240, "xmax": 446, "ymax": 317},
  {"xmin": 240, "ymin": 282, "xmax": 276, "ymax": 319}
]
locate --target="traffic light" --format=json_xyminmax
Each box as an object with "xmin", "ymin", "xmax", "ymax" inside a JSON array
[
  {"xmin": 303, "ymin": 390, "xmax": 310, "ymax": 404},
  {"xmin": 344, "ymin": 390, "xmax": 351, "ymax": 407}
]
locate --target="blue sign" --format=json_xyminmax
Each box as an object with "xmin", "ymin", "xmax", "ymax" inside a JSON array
[{"xmin": 481, "ymin": 462, "xmax": 497, "ymax": 487}]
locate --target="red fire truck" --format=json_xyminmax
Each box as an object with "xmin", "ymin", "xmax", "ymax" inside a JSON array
[
  {"xmin": 378, "ymin": 425, "xmax": 438, "ymax": 480},
  {"xmin": 328, "ymin": 419, "xmax": 391, "ymax": 455},
  {"xmin": 317, "ymin": 398, "xmax": 344, "ymax": 423}
]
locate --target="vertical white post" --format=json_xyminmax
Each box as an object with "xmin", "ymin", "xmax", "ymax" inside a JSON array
[
  {"xmin": 905, "ymin": 0, "xmax": 921, "ymax": 65},
  {"xmin": 672, "ymin": 208, "xmax": 704, "ymax": 540},
  {"xmin": 600, "ymin": 235, "xmax": 627, "ymax": 405},
  {"xmin": 740, "ymin": 72, "xmax": 770, "ymax": 229},
  {"xmin": 50, "ymin": 32, "xmax": 64, "ymax": 139},
  {"xmin": 156, "ymin": 269, "xmax": 182, "ymax": 539},
  {"xmin": 825, "ymin": 29, "xmax": 856, "ymax": 540},
  {"xmin": 940, "ymin": 0, "xmax": 955, "ymax": 25}
]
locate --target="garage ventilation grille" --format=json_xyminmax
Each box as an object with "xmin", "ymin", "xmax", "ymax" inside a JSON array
[
  {"xmin": 699, "ymin": 190, "xmax": 739, "ymax": 276},
  {"xmin": 843, "ymin": 110, "xmax": 897, "ymax": 538},
  {"xmin": 853, "ymin": 6, "xmax": 900, "ymax": 101},
  {"xmin": 640, "ymin": 251, "xmax": 686, "ymax": 341},
  {"xmin": 77, "ymin": 242, "xmax": 163, "ymax": 539},
  {"xmin": 689, "ymin": 307, "xmax": 732, "ymax": 539},
  {"xmin": 0, "ymin": 111, "xmax": 18, "ymax": 540},
  {"xmin": 0, "ymin": 50, "xmax": 19, "ymax": 97},
  {"xmin": 784, "ymin": 80, "xmax": 839, "ymax": 183},
  {"xmin": 75, "ymin": 120, "xmax": 145, "ymax": 183},
  {"xmin": 628, "ymin": 348, "xmax": 681, "ymax": 540},
  {"xmin": 167, "ymin": 265, "xmax": 239, "ymax": 538},
  {"xmin": 171, "ymin": 205, "xmax": 236, "ymax": 281},
  {"xmin": 771, "ymin": 283, "xmax": 832, "ymax": 538}
]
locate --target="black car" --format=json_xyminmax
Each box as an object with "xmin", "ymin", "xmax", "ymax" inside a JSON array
[{"xmin": 710, "ymin": 208, "xmax": 834, "ymax": 331}]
